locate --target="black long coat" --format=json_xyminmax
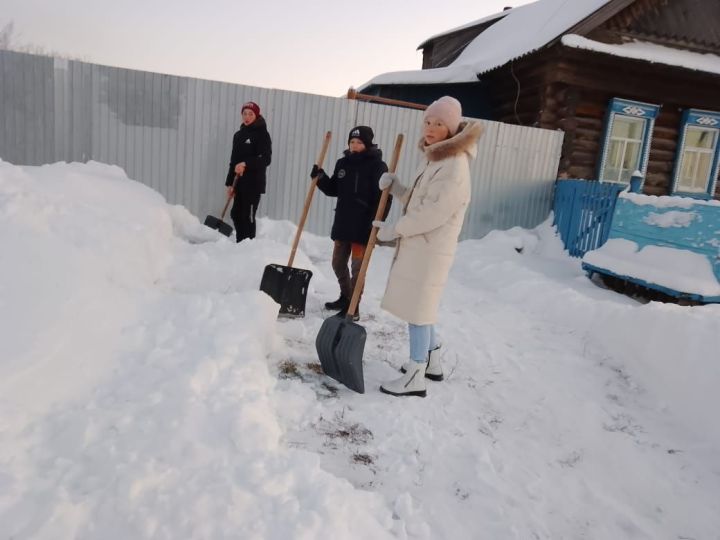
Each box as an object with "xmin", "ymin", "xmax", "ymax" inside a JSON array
[
  {"xmin": 317, "ymin": 147, "xmax": 388, "ymax": 244},
  {"xmin": 225, "ymin": 116, "xmax": 272, "ymax": 195}
]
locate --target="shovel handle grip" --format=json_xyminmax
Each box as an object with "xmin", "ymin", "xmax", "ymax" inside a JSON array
[
  {"xmin": 314, "ymin": 131, "xmax": 333, "ymax": 176},
  {"xmin": 346, "ymin": 133, "xmax": 404, "ymax": 319},
  {"xmin": 220, "ymin": 175, "xmax": 240, "ymax": 220},
  {"xmin": 287, "ymin": 131, "xmax": 332, "ymax": 268}
]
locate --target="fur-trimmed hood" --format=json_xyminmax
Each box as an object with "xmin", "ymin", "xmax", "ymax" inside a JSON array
[{"xmin": 419, "ymin": 121, "xmax": 483, "ymax": 162}]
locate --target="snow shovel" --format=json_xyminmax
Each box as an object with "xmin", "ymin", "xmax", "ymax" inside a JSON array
[
  {"xmin": 315, "ymin": 133, "xmax": 404, "ymax": 394},
  {"xmin": 204, "ymin": 175, "xmax": 238, "ymax": 237},
  {"xmin": 259, "ymin": 131, "xmax": 332, "ymax": 317}
]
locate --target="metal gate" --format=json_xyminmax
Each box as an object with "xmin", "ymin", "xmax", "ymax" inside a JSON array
[{"xmin": 553, "ymin": 179, "xmax": 626, "ymax": 257}]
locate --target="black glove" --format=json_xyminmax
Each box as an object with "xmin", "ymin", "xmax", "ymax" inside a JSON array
[{"xmin": 310, "ymin": 164, "xmax": 325, "ymax": 180}]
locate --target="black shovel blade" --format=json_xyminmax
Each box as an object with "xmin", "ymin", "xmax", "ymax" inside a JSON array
[
  {"xmin": 260, "ymin": 264, "xmax": 313, "ymax": 318},
  {"xmin": 204, "ymin": 215, "xmax": 233, "ymax": 237},
  {"xmin": 315, "ymin": 313, "xmax": 366, "ymax": 393}
]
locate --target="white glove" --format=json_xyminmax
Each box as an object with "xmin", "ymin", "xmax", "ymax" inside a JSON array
[
  {"xmin": 373, "ymin": 220, "xmax": 400, "ymax": 242},
  {"xmin": 378, "ymin": 172, "xmax": 398, "ymax": 190}
]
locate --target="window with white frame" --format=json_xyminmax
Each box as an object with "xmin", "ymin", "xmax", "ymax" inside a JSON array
[
  {"xmin": 604, "ymin": 116, "xmax": 644, "ymax": 183},
  {"xmin": 598, "ymin": 98, "xmax": 660, "ymax": 184},
  {"xmin": 672, "ymin": 109, "xmax": 720, "ymax": 198}
]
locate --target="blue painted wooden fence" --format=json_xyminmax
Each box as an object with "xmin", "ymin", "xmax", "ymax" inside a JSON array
[
  {"xmin": 552, "ymin": 180, "xmax": 626, "ymax": 257},
  {"xmin": 582, "ymin": 195, "xmax": 720, "ymax": 303}
]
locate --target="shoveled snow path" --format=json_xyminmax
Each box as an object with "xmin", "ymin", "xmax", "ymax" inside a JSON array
[{"xmin": 276, "ymin": 237, "xmax": 718, "ymax": 539}]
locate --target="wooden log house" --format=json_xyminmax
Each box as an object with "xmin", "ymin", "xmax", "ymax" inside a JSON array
[{"xmin": 360, "ymin": 0, "xmax": 720, "ymax": 200}]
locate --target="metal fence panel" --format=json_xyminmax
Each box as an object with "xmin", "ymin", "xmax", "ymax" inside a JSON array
[
  {"xmin": 0, "ymin": 51, "xmax": 54, "ymax": 165},
  {"xmin": 1, "ymin": 49, "xmax": 563, "ymax": 239}
]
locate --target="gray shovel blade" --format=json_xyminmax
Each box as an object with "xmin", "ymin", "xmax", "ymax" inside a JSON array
[
  {"xmin": 260, "ymin": 264, "xmax": 312, "ymax": 318},
  {"xmin": 315, "ymin": 313, "xmax": 366, "ymax": 393},
  {"xmin": 204, "ymin": 215, "xmax": 233, "ymax": 237}
]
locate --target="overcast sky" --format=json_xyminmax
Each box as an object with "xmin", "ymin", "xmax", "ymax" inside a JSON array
[{"xmin": 2, "ymin": 0, "xmax": 533, "ymax": 97}]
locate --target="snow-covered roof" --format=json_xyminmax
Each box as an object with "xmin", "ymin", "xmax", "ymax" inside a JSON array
[
  {"xmin": 360, "ymin": 0, "xmax": 610, "ymax": 88},
  {"xmin": 562, "ymin": 34, "xmax": 720, "ymax": 76},
  {"xmin": 416, "ymin": 9, "xmax": 512, "ymax": 50}
]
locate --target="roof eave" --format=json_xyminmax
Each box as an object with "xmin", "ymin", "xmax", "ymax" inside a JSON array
[
  {"xmin": 416, "ymin": 10, "xmax": 510, "ymax": 50},
  {"xmin": 547, "ymin": 0, "xmax": 637, "ymax": 47}
]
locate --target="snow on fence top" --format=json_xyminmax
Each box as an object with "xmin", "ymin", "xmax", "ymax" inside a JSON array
[{"xmin": 583, "ymin": 192, "xmax": 720, "ymax": 301}]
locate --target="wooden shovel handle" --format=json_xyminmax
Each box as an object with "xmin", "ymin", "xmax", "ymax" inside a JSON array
[
  {"xmin": 287, "ymin": 131, "xmax": 332, "ymax": 267},
  {"xmin": 347, "ymin": 133, "xmax": 404, "ymax": 318},
  {"xmin": 220, "ymin": 174, "xmax": 240, "ymax": 220}
]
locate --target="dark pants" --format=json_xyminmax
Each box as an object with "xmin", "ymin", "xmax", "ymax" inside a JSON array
[
  {"xmin": 231, "ymin": 191, "xmax": 261, "ymax": 243},
  {"xmin": 331, "ymin": 241, "xmax": 365, "ymax": 301}
]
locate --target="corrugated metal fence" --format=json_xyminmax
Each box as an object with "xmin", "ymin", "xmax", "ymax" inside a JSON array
[{"xmin": 0, "ymin": 50, "xmax": 564, "ymax": 239}]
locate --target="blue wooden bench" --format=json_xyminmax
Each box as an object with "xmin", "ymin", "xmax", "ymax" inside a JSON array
[{"xmin": 581, "ymin": 192, "xmax": 720, "ymax": 304}]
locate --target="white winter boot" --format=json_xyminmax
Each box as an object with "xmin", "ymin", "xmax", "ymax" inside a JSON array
[
  {"xmin": 381, "ymin": 361, "xmax": 427, "ymax": 397},
  {"xmin": 400, "ymin": 345, "xmax": 443, "ymax": 381}
]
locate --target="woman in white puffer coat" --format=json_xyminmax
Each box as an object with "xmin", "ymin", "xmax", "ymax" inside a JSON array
[{"xmin": 373, "ymin": 96, "xmax": 483, "ymax": 398}]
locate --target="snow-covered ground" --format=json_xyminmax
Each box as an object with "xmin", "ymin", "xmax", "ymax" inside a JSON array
[{"xmin": 1, "ymin": 160, "xmax": 719, "ymax": 539}]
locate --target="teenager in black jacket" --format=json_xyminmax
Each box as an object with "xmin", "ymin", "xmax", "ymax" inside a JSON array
[
  {"xmin": 225, "ymin": 101, "xmax": 272, "ymax": 242},
  {"xmin": 313, "ymin": 126, "xmax": 388, "ymax": 320}
]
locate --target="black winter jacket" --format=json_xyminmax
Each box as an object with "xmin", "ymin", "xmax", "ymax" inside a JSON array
[
  {"xmin": 225, "ymin": 116, "xmax": 272, "ymax": 195},
  {"xmin": 317, "ymin": 147, "xmax": 389, "ymax": 244}
]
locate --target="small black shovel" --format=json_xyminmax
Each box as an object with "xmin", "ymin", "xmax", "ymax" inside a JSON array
[
  {"xmin": 315, "ymin": 133, "xmax": 404, "ymax": 393},
  {"xmin": 259, "ymin": 131, "xmax": 332, "ymax": 317},
  {"xmin": 204, "ymin": 175, "xmax": 238, "ymax": 237}
]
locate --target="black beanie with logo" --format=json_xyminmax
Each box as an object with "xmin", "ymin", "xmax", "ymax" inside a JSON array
[{"xmin": 348, "ymin": 125, "xmax": 374, "ymax": 148}]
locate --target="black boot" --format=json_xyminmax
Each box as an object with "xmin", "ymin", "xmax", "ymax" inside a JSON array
[{"xmin": 324, "ymin": 295, "xmax": 349, "ymax": 311}]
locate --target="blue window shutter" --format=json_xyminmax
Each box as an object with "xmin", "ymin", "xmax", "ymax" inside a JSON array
[
  {"xmin": 597, "ymin": 98, "xmax": 660, "ymax": 185},
  {"xmin": 596, "ymin": 105, "xmax": 614, "ymax": 180},
  {"xmin": 671, "ymin": 108, "xmax": 720, "ymax": 199}
]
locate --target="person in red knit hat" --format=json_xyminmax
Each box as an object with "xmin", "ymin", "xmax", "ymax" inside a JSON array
[{"xmin": 224, "ymin": 101, "xmax": 272, "ymax": 242}]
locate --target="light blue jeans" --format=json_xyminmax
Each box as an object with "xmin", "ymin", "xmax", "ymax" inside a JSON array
[{"xmin": 408, "ymin": 323, "xmax": 438, "ymax": 363}]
